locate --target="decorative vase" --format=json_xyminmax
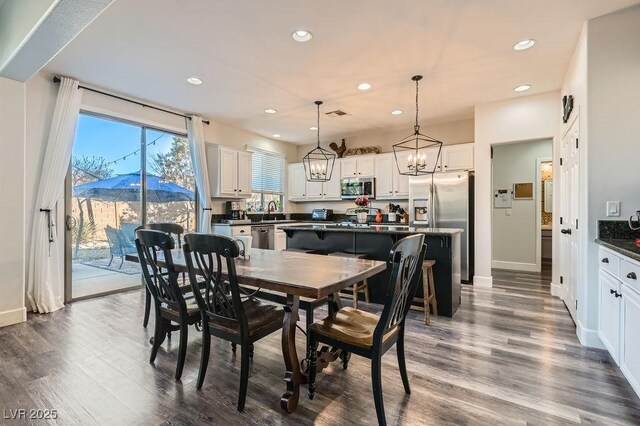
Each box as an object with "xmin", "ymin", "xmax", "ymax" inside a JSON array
[
  {"xmin": 375, "ymin": 210, "xmax": 383, "ymax": 223},
  {"xmin": 357, "ymin": 211, "xmax": 368, "ymax": 224}
]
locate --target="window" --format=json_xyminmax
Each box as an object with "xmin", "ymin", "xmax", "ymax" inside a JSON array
[{"xmin": 246, "ymin": 149, "xmax": 285, "ymax": 212}]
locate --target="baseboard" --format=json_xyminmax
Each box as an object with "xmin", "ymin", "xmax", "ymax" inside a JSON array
[
  {"xmin": 550, "ymin": 282, "xmax": 565, "ymax": 299},
  {"xmin": 492, "ymin": 260, "xmax": 539, "ymax": 272},
  {"xmin": 0, "ymin": 307, "xmax": 27, "ymax": 327},
  {"xmin": 474, "ymin": 275, "xmax": 493, "ymax": 288},
  {"xmin": 576, "ymin": 320, "xmax": 604, "ymax": 348},
  {"xmin": 621, "ymin": 365, "xmax": 640, "ymax": 399}
]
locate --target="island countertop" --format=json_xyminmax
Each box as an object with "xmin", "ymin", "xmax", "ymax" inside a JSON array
[{"xmin": 281, "ymin": 224, "xmax": 463, "ymax": 236}]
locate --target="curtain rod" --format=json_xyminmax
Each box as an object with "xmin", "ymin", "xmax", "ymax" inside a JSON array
[{"xmin": 53, "ymin": 76, "xmax": 210, "ymax": 125}]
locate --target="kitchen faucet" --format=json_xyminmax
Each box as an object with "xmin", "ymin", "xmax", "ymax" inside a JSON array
[{"xmin": 263, "ymin": 200, "xmax": 278, "ymax": 221}]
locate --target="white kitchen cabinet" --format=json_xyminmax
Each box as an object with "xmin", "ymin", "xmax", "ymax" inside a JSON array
[
  {"xmin": 375, "ymin": 152, "xmax": 409, "ymax": 200},
  {"xmin": 340, "ymin": 155, "xmax": 375, "ymax": 178},
  {"xmin": 599, "ymin": 270, "xmax": 622, "ymax": 363},
  {"xmin": 441, "ymin": 143, "xmax": 474, "ymax": 171},
  {"xmin": 622, "ymin": 285, "xmax": 640, "ymax": 394},
  {"xmin": 211, "ymin": 225, "xmax": 251, "ymax": 238},
  {"xmin": 598, "ymin": 246, "xmax": 640, "ymax": 397},
  {"xmin": 207, "ymin": 144, "xmax": 253, "ymax": 198},
  {"xmin": 274, "ymin": 229, "xmax": 287, "ymax": 251},
  {"xmin": 288, "ymin": 163, "xmax": 307, "ymax": 200},
  {"xmin": 288, "ymin": 161, "xmax": 342, "ymax": 201}
]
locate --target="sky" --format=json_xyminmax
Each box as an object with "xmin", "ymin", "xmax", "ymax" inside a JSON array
[{"xmin": 73, "ymin": 114, "xmax": 184, "ymax": 176}]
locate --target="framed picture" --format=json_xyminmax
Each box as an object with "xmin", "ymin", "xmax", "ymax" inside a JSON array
[{"xmin": 513, "ymin": 182, "xmax": 533, "ymax": 199}]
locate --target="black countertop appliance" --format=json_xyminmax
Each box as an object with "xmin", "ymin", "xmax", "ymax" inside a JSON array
[{"xmin": 311, "ymin": 208, "xmax": 333, "ymax": 221}]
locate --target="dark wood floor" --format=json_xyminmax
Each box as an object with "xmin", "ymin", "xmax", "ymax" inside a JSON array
[{"xmin": 2, "ymin": 263, "xmax": 640, "ymax": 425}]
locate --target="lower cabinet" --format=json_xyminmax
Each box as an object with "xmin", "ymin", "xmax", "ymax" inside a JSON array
[
  {"xmin": 622, "ymin": 286, "xmax": 640, "ymax": 394},
  {"xmin": 274, "ymin": 230, "xmax": 287, "ymax": 251},
  {"xmin": 598, "ymin": 246, "xmax": 640, "ymax": 397}
]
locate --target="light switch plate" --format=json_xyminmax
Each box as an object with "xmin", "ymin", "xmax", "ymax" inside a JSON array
[
  {"xmin": 606, "ymin": 201, "xmax": 621, "ymax": 217},
  {"xmin": 505, "ymin": 209, "xmax": 512, "ymax": 216}
]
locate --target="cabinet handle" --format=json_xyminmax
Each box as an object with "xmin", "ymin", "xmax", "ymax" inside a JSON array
[
  {"xmin": 238, "ymin": 189, "xmax": 242, "ymax": 192},
  {"xmin": 389, "ymin": 191, "xmax": 393, "ymax": 193},
  {"xmin": 627, "ymin": 272, "xmax": 637, "ymax": 280},
  {"xmin": 444, "ymin": 165, "xmax": 448, "ymax": 168},
  {"xmin": 615, "ymin": 291, "xmax": 623, "ymax": 298},
  {"xmin": 610, "ymin": 289, "xmax": 616, "ymax": 294},
  {"xmin": 240, "ymin": 230, "xmax": 245, "ymax": 233},
  {"xmin": 602, "ymin": 258, "xmax": 609, "ymax": 263}
]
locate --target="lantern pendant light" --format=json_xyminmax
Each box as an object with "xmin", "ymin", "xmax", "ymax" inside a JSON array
[
  {"xmin": 392, "ymin": 75, "xmax": 443, "ymax": 176},
  {"xmin": 303, "ymin": 101, "xmax": 336, "ymax": 182}
]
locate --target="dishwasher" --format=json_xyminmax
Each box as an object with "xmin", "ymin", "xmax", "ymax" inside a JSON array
[{"xmin": 251, "ymin": 225, "xmax": 274, "ymax": 250}]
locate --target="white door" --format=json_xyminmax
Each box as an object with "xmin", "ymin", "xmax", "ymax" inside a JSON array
[
  {"xmin": 394, "ymin": 151, "xmax": 410, "ymax": 197},
  {"xmin": 236, "ymin": 151, "xmax": 252, "ymax": 196},
  {"xmin": 442, "ymin": 144, "xmax": 474, "ymax": 171},
  {"xmin": 219, "ymin": 147, "xmax": 238, "ymax": 196},
  {"xmin": 288, "ymin": 163, "xmax": 306, "ymax": 199},
  {"xmin": 341, "ymin": 158, "xmax": 357, "ymax": 178},
  {"xmin": 357, "ymin": 156, "xmax": 375, "ymax": 177},
  {"xmin": 560, "ymin": 117, "xmax": 580, "ymax": 320},
  {"xmin": 323, "ymin": 161, "xmax": 342, "ymax": 199},
  {"xmin": 375, "ymin": 154, "xmax": 394, "ymax": 199}
]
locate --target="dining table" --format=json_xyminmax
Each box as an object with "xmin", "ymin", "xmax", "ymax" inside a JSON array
[{"xmin": 126, "ymin": 248, "xmax": 386, "ymax": 412}]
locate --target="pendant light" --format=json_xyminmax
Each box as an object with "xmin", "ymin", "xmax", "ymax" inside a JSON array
[
  {"xmin": 303, "ymin": 101, "xmax": 336, "ymax": 182},
  {"xmin": 392, "ymin": 75, "xmax": 443, "ymax": 176}
]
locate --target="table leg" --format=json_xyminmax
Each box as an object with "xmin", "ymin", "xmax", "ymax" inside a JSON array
[{"xmin": 281, "ymin": 294, "xmax": 301, "ymax": 412}]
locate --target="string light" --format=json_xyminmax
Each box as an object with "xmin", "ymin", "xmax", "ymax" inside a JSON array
[{"xmin": 104, "ymin": 134, "xmax": 164, "ymax": 166}]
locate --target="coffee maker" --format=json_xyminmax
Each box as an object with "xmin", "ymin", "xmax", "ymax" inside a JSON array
[
  {"xmin": 225, "ymin": 201, "xmax": 243, "ymax": 220},
  {"xmin": 413, "ymin": 198, "xmax": 429, "ymax": 225}
]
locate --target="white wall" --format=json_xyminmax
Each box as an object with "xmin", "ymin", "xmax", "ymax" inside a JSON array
[
  {"xmin": 474, "ymin": 91, "xmax": 560, "ymax": 286},
  {"xmin": 0, "ymin": 75, "xmax": 27, "ymax": 326},
  {"xmin": 492, "ymin": 139, "xmax": 552, "ymax": 271},
  {"xmin": 577, "ymin": 5, "xmax": 640, "ymax": 346}
]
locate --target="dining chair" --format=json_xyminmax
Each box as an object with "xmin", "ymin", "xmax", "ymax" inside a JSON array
[
  {"xmin": 183, "ymin": 233, "xmax": 285, "ymax": 411},
  {"xmin": 135, "ymin": 229, "xmax": 200, "ymax": 380},
  {"xmin": 307, "ymin": 234, "xmax": 426, "ymax": 426},
  {"xmin": 136, "ymin": 223, "xmax": 185, "ymax": 328}
]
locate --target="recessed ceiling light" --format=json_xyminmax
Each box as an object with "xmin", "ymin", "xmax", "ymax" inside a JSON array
[
  {"xmin": 391, "ymin": 109, "xmax": 403, "ymax": 115},
  {"xmin": 309, "ymin": 126, "xmax": 318, "ymax": 131},
  {"xmin": 513, "ymin": 39, "xmax": 536, "ymax": 51},
  {"xmin": 187, "ymin": 77, "xmax": 202, "ymax": 85},
  {"xmin": 265, "ymin": 108, "xmax": 277, "ymax": 114},
  {"xmin": 514, "ymin": 84, "xmax": 531, "ymax": 92},
  {"xmin": 272, "ymin": 134, "xmax": 281, "ymax": 138},
  {"xmin": 292, "ymin": 29, "xmax": 312, "ymax": 42},
  {"xmin": 357, "ymin": 82, "xmax": 372, "ymax": 91}
]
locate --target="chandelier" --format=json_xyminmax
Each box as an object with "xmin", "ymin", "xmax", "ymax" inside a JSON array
[{"xmin": 303, "ymin": 101, "xmax": 336, "ymax": 182}]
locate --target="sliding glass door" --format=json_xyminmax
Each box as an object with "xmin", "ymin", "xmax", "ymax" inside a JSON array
[{"xmin": 65, "ymin": 113, "xmax": 194, "ymax": 301}]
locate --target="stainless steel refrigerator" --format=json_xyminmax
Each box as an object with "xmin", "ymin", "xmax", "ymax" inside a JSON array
[{"xmin": 409, "ymin": 171, "xmax": 474, "ymax": 283}]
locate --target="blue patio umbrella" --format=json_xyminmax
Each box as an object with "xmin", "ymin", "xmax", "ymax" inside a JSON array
[{"xmin": 73, "ymin": 172, "xmax": 194, "ymax": 203}]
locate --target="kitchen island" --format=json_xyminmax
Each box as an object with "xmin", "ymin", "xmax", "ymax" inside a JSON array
[{"xmin": 283, "ymin": 224, "xmax": 463, "ymax": 317}]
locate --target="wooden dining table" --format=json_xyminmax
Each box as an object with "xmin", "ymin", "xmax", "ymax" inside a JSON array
[{"xmin": 126, "ymin": 248, "xmax": 386, "ymax": 412}]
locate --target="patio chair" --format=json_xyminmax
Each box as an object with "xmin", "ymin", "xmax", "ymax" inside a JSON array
[
  {"xmin": 105, "ymin": 225, "xmax": 137, "ymax": 269},
  {"xmin": 120, "ymin": 223, "xmax": 139, "ymax": 245}
]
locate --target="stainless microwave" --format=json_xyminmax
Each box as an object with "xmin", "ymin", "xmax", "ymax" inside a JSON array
[{"xmin": 340, "ymin": 177, "xmax": 375, "ymax": 200}]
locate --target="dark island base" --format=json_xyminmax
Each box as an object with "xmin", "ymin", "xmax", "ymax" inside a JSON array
[{"xmin": 284, "ymin": 229, "xmax": 461, "ymax": 317}]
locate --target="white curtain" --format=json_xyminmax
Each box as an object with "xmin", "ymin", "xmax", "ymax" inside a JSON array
[
  {"xmin": 187, "ymin": 115, "xmax": 212, "ymax": 233},
  {"xmin": 27, "ymin": 77, "xmax": 83, "ymax": 313}
]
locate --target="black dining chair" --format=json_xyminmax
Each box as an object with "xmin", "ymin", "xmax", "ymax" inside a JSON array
[
  {"xmin": 136, "ymin": 223, "xmax": 185, "ymax": 328},
  {"xmin": 135, "ymin": 229, "xmax": 200, "ymax": 380},
  {"xmin": 307, "ymin": 234, "xmax": 426, "ymax": 426},
  {"xmin": 183, "ymin": 233, "xmax": 285, "ymax": 411}
]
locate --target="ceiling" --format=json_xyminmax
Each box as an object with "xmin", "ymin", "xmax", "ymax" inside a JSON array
[{"xmin": 44, "ymin": 0, "xmax": 639, "ymax": 144}]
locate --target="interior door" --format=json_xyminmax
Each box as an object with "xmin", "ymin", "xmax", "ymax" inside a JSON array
[{"xmin": 560, "ymin": 117, "xmax": 579, "ymax": 320}]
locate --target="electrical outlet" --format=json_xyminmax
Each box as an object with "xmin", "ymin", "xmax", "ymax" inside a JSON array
[
  {"xmin": 606, "ymin": 201, "xmax": 621, "ymax": 217},
  {"xmin": 505, "ymin": 209, "xmax": 512, "ymax": 216}
]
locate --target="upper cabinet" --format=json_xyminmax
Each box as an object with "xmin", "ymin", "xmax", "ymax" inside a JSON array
[
  {"xmin": 375, "ymin": 152, "xmax": 409, "ymax": 200},
  {"xmin": 206, "ymin": 144, "xmax": 252, "ymax": 198},
  {"xmin": 441, "ymin": 143, "xmax": 474, "ymax": 171},
  {"xmin": 340, "ymin": 155, "xmax": 375, "ymax": 178},
  {"xmin": 288, "ymin": 161, "xmax": 342, "ymax": 201}
]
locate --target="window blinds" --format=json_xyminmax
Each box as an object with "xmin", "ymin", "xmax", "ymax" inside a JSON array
[{"xmin": 251, "ymin": 150, "xmax": 285, "ymax": 194}]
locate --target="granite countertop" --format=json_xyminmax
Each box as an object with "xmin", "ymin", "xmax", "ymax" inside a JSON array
[
  {"xmin": 595, "ymin": 238, "xmax": 640, "ymax": 262},
  {"xmin": 213, "ymin": 220, "xmax": 300, "ymax": 226},
  {"xmin": 282, "ymin": 224, "xmax": 463, "ymax": 236}
]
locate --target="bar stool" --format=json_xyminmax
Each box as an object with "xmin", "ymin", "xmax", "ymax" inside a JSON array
[
  {"xmin": 328, "ymin": 252, "xmax": 370, "ymax": 309},
  {"xmin": 422, "ymin": 260, "xmax": 438, "ymax": 325}
]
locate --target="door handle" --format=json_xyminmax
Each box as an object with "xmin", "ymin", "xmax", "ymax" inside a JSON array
[
  {"xmin": 560, "ymin": 228, "xmax": 572, "ymax": 235},
  {"xmin": 602, "ymin": 258, "xmax": 609, "ymax": 263},
  {"xmin": 627, "ymin": 272, "xmax": 637, "ymax": 280},
  {"xmin": 65, "ymin": 215, "xmax": 77, "ymax": 231}
]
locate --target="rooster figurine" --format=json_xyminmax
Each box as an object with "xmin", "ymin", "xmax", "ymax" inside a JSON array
[{"xmin": 329, "ymin": 138, "xmax": 347, "ymax": 158}]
